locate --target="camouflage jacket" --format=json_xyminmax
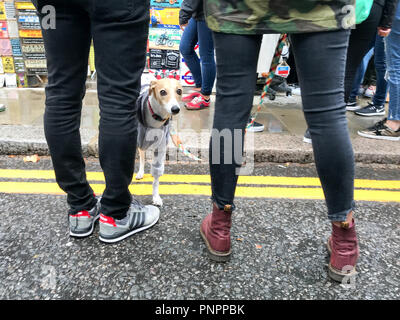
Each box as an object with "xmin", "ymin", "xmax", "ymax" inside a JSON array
[{"xmin": 204, "ymin": 0, "xmax": 357, "ymax": 34}]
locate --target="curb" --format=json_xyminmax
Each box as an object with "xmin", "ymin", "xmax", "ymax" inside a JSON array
[{"xmin": 1, "ymin": 140, "xmax": 399, "ymax": 165}]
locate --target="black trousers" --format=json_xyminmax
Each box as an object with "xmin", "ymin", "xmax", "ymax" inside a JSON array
[
  {"xmin": 344, "ymin": 1, "xmax": 383, "ymax": 102},
  {"xmin": 36, "ymin": 0, "xmax": 149, "ymax": 218},
  {"xmin": 210, "ymin": 29, "xmax": 355, "ymax": 222}
]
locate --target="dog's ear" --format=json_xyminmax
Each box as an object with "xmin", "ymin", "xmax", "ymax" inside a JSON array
[{"xmin": 149, "ymin": 80, "xmax": 157, "ymax": 95}]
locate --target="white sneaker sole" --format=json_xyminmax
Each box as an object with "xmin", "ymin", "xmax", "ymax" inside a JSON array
[
  {"xmin": 346, "ymin": 105, "xmax": 361, "ymax": 111},
  {"xmin": 355, "ymin": 111, "xmax": 385, "ymax": 117},
  {"xmin": 99, "ymin": 215, "xmax": 160, "ymax": 244},
  {"xmin": 303, "ymin": 136, "xmax": 312, "ymax": 144},
  {"xmin": 69, "ymin": 214, "xmax": 100, "ymax": 238},
  {"xmin": 247, "ymin": 126, "xmax": 265, "ymax": 132},
  {"xmin": 357, "ymin": 131, "xmax": 400, "ymax": 141}
]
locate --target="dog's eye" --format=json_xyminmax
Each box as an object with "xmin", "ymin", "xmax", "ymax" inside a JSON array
[
  {"xmin": 176, "ymin": 89, "xmax": 182, "ymax": 95},
  {"xmin": 160, "ymin": 90, "xmax": 167, "ymax": 96}
]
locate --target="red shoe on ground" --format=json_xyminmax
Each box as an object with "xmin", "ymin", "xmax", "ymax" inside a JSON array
[
  {"xmin": 200, "ymin": 203, "xmax": 232, "ymax": 262},
  {"xmin": 182, "ymin": 91, "xmax": 201, "ymax": 103},
  {"xmin": 327, "ymin": 219, "xmax": 359, "ymax": 282},
  {"xmin": 185, "ymin": 95, "xmax": 210, "ymax": 110}
]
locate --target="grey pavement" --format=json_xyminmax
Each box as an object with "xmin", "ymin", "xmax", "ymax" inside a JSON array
[
  {"xmin": 0, "ymin": 156, "xmax": 399, "ymax": 300},
  {"xmin": 0, "ymin": 88, "xmax": 400, "ymax": 164}
]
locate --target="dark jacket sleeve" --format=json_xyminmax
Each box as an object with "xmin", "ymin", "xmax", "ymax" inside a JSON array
[
  {"xmin": 179, "ymin": 0, "xmax": 202, "ymax": 25},
  {"xmin": 379, "ymin": 0, "xmax": 399, "ymax": 28}
]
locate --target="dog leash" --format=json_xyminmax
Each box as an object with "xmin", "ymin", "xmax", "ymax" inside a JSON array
[
  {"xmin": 169, "ymin": 124, "xmax": 202, "ymax": 161},
  {"xmin": 169, "ymin": 34, "xmax": 287, "ymax": 162},
  {"xmin": 246, "ymin": 33, "xmax": 288, "ymax": 130}
]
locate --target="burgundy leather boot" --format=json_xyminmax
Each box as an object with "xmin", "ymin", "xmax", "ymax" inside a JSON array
[
  {"xmin": 200, "ymin": 203, "xmax": 232, "ymax": 262},
  {"xmin": 327, "ymin": 219, "xmax": 359, "ymax": 282}
]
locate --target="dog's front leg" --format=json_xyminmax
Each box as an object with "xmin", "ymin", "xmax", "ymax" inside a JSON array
[
  {"xmin": 151, "ymin": 147, "xmax": 166, "ymax": 207},
  {"xmin": 136, "ymin": 148, "xmax": 145, "ymax": 180}
]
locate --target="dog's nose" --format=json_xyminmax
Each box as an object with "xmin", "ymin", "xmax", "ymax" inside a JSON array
[{"xmin": 171, "ymin": 106, "xmax": 180, "ymax": 115}]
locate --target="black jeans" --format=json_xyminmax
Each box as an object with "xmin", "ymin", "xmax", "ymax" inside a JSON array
[
  {"xmin": 37, "ymin": 0, "xmax": 149, "ymax": 218},
  {"xmin": 344, "ymin": 1, "xmax": 383, "ymax": 102},
  {"xmin": 210, "ymin": 29, "xmax": 355, "ymax": 222}
]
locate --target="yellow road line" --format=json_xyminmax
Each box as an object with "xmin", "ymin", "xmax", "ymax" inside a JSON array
[
  {"xmin": 0, "ymin": 169, "xmax": 399, "ymax": 190},
  {"xmin": 0, "ymin": 181, "xmax": 399, "ymax": 203}
]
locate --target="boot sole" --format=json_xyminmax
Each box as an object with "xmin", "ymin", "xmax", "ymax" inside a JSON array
[
  {"xmin": 326, "ymin": 239, "xmax": 358, "ymax": 283},
  {"xmin": 199, "ymin": 227, "xmax": 231, "ymax": 263},
  {"xmin": 185, "ymin": 105, "xmax": 210, "ymax": 111}
]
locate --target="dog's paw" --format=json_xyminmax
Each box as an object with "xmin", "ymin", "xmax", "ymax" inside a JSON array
[
  {"xmin": 136, "ymin": 172, "xmax": 144, "ymax": 180},
  {"xmin": 152, "ymin": 195, "xmax": 163, "ymax": 207}
]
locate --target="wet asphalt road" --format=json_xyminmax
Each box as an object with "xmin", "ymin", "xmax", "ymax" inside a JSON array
[{"xmin": 0, "ymin": 156, "xmax": 399, "ymax": 300}]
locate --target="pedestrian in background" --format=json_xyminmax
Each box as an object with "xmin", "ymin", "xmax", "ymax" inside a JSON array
[
  {"xmin": 201, "ymin": 0, "xmax": 360, "ymax": 282},
  {"xmin": 179, "ymin": 0, "xmax": 216, "ymax": 110},
  {"xmin": 33, "ymin": 0, "xmax": 160, "ymax": 243},
  {"xmin": 358, "ymin": 2, "xmax": 400, "ymax": 140},
  {"xmin": 344, "ymin": 0, "xmax": 398, "ymax": 116}
]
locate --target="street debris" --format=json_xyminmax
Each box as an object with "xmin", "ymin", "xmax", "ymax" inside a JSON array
[{"xmin": 23, "ymin": 154, "xmax": 40, "ymax": 163}]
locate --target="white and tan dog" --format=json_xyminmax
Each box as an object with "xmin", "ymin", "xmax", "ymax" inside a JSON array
[{"xmin": 135, "ymin": 75, "xmax": 183, "ymax": 206}]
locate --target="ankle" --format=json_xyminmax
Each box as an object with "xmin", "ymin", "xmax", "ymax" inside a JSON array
[
  {"xmin": 386, "ymin": 120, "xmax": 400, "ymax": 131},
  {"xmin": 332, "ymin": 211, "xmax": 354, "ymax": 228}
]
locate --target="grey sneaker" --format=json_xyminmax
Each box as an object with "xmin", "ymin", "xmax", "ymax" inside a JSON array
[
  {"xmin": 99, "ymin": 200, "xmax": 160, "ymax": 243},
  {"xmin": 69, "ymin": 198, "xmax": 101, "ymax": 238}
]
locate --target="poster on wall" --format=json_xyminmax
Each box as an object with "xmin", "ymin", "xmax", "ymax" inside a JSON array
[
  {"xmin": 14, "ymin": 57, "xmax": 26, "ymax": 73},
  {"xmin": 148, "ymin": 68, "xmax": 180, "ymax": 81},
  {"xmin": 180, "ymin": 57, "xmax": 195, "ymax": 87},
  {"xmin": 0, "ymin": 2, "xmax": 6, "ymax": 20},
  {"xmin": 11, "ymin": 38, "xmax": 23, "ymax": 57},
  {"xmin": 148, "ymin": 28, "xmax": 181, "ymax": 50},
  {"xmin": 0, "ymin": 38, "xmax": 12, "ymax": 56},
  {"xmin": 2, "ymin": 56, "xmax": 15, "ymax": 74},
  {"xmin": 149, "ymin": 48, "xmax": 180, "ymax": 70},
  {"xmin": 150, "ymin": 0, "xmax": 182, "ymax": 8},
  {"xmin": 0, "ymin": 21, "xmax": 9, "ymax": 38},
  {"xmin": 150, "ymin": 7, "xmax": 180, "ymax": 29}
]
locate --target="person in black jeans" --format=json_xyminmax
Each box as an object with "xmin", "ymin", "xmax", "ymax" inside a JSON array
[{"xmin": 34, "ymin": 0, "xmax": 160, "ymax": 243}]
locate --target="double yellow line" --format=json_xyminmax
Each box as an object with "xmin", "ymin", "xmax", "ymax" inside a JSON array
[{"xmin": 0, "ymin": 169, "xmax": 399, "ymax": 202}]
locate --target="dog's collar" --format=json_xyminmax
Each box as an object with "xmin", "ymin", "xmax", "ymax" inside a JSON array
[{"xmin": 148, "ymin": 100, "xmax": 170, "ymax": 125}]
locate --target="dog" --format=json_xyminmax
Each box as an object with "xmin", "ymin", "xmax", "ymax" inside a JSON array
[{"xmin": 135, "ymin": 76, "xmax": 183, "ymax": 207}]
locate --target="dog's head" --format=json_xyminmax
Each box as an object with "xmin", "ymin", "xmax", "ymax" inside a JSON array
[{"xmin": 149, "ymin": 78, "xmax": 183, "ymax": 117}]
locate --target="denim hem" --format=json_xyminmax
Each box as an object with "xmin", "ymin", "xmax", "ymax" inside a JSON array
[
  {"xmin": 328, "ymin": 203, "xmax": 355, "ymax": 222},
  {"xmin": 211, "ymin": 196, "xmax": 236, "ymax": 211}
]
